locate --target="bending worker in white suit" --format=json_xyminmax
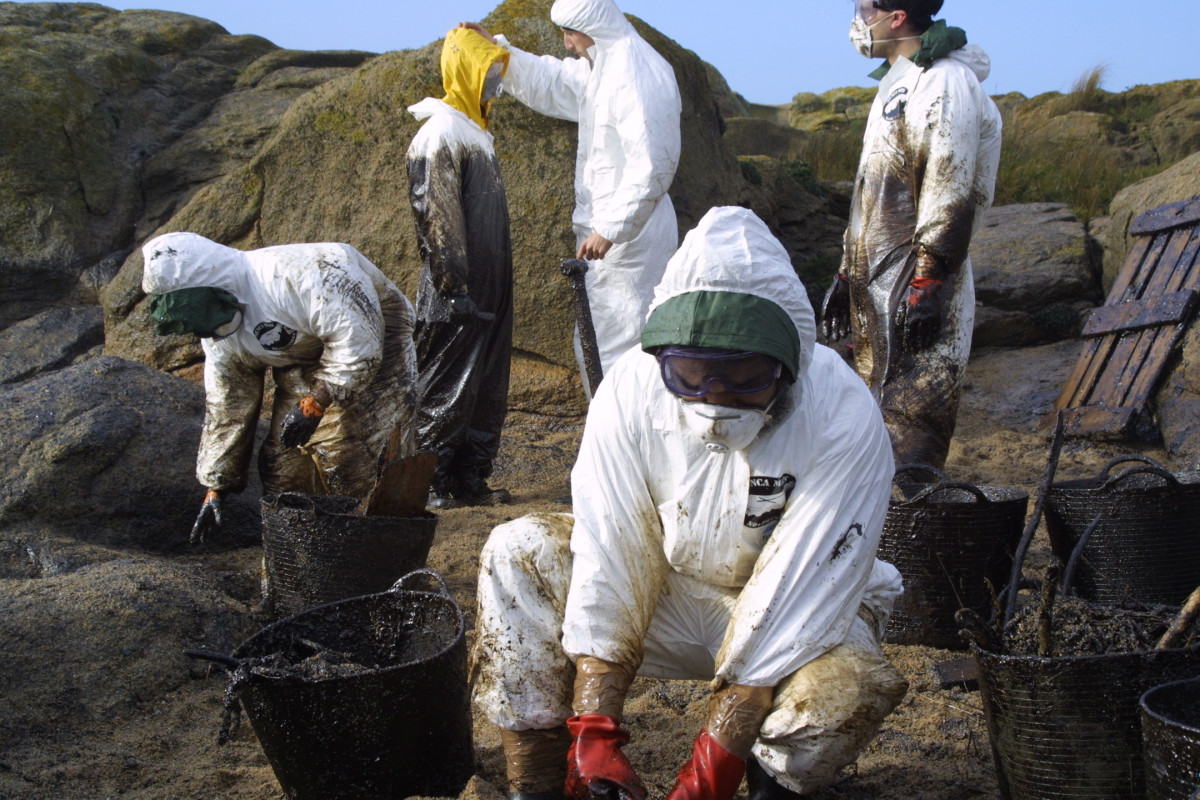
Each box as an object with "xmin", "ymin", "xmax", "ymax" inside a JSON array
[{"xmin": 143, "ymin": 233, "xmax": 418, "ymax": 610}]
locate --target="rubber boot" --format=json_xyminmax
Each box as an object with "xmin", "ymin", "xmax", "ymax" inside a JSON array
[
  {"xmin": 427, "ymin": 476, "xmax": 461, "ymax": 510},
  {"xmin": 457, "ymin": 475, "xmax": 511, "ymax": 506},
  {"xmin": 500, "ymin": 726, "xmax": 571, "ymax": 799},
  {"xmin": 509, "ymin": 792, "xmax": 564, "ymax": 800},
  {"xmin": 746, "ymin": 758, "xmax": 805, "ymax": 800}
]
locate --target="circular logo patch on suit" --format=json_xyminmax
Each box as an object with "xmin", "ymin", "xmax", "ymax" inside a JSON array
[
  {"xmin": 253, "ymin": 321, "xmax": 297, "ymax": 351},
  {"xmin": 883, "ymin": 87, "xmax": 908, "ymax": 121}
]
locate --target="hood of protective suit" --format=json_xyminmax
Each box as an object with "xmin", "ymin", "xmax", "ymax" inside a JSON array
[
  {"xmin": 440, "ymin": 27, "xmax": 509, "ymax": 131},
  {"xmin": 551, "ymin": 0, "xmax": 635, "ymax": 48},
  {"xmin": 646, "ymin": 207, "xmax": 816, "ymax": 386},
  {"xmin": 142, "ymin": 232, "xmax": 247, "ymax": 297},
  {"xmin": 948, "ymin": 42, "xmax": 991, "ymax": 82}
]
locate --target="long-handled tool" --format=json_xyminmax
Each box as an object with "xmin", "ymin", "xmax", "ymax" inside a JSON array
[
  {"xmin": 561, "ymin": 258, "xmax": 604, "ymax": 394},
  {"xmin": 355, "ymin": 425, "xmax": 437, "ymax": 517}
]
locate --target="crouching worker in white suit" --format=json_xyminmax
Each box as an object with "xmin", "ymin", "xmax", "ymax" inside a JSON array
[{"xmin": 472, "ymin": 207, "xmax": 909, "ymax": 800}]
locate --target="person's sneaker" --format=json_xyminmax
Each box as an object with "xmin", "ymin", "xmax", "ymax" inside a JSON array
[
  {"xmin": 457, "ymin": 477, "xmax": 512, "ymax": 506},
  {"xmin": 427, "ymin": 488, "xmax": 460, "ymax": 510}
]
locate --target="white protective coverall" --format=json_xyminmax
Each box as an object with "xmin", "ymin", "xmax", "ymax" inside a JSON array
[
  {"xmin": 494, "ymin": 0, "xmax": 682, "ymax": 390},
  {"xmin": 473, "ymin": 208, "xmax": 908, "ymax": 793},
  {"xmin": 842, "ymin": 43, "xmax": 1002, "ymax": 468},
  {"xmin": 142, "ymin": 232, "xmax": 418, "ymax": 498}
]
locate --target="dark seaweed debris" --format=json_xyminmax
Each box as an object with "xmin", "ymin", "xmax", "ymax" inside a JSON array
[{"xmin": 1002, "ymin": 595, "xmax": 1186, "ymax": 657}]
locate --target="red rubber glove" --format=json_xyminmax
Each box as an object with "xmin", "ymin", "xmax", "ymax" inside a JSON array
[
  {"xmin": 897, "ymin": 275, "xmax": 944, "ymax": 353},
  {"xmin": 665, "ymin": 729, "xmax": 746, "ymax": 800},
  {"xmin": 565, "ymin": 714, "xmax": 646, "ymax": 800}
]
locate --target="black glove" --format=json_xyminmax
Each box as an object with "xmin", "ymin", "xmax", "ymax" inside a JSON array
[
  {"xmin": 191, "ymin": 489, "xmax": 222, "ymax": 545},
  {"xmin": 821, "ymin": 274, "xmax": 851, "ymax": 342},
  {"xmin": 897, "ymin": 276, "xmax": 945, "ymax": 352},
  {"xmin": 279, "ymin": 395, "xmax": 325, "ymax": 448},
  {"xmin": 447, "ymin": 294, "xmax": 479, "ymax": 322}
]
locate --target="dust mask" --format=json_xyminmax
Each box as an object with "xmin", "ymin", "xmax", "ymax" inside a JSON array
[
  {"xmin": 849, "ymin": 13, "xmax": 919, "ymax": 58},
  {"xmin": 677, "ymin": 398, "xmax": 772, "ymax": 453}
]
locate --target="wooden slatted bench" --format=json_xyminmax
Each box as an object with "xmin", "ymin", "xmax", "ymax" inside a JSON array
[{"xmin": 1047, "ymin": 195, "xmax": 1200, "ymax": 440}]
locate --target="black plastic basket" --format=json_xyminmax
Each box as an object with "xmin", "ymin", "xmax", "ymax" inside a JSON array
[
  {"xmin": 879, "ymin": 466, "xmax": 1028, "ymax": 649},
  {"xmin": 975, "ymin": 640, "xmax": 1200, "ymax": 799},
  {"xmin": 211, "ymin": 569, "xmax": 473, "ymax": 800},
  {"xmin": 261, "ymin": 492, "xmax": 436, "ymax": 617},
  {"xmin": 1044, "ymin": 456, "xmax": 1200, "ymax": 607},
  {"xmin": 1141, "ymin": 677, "xmax": 1200, "ymax": 800}
]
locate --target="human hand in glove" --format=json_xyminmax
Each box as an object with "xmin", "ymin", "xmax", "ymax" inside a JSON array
[
  {"xmin": 279, "ymin": 382, "xmax": 331, "ymax": 448},
  {"xmin": 897, "ymin": 275, "xmax": 945, "ymax": 353},
  {"xmin": 447, "ymin": 294, "xmax": 479, "ymax": 322},
  {"xmin": 664, "ymin": 683, "xmax": 773, "ymax": 800},
  {"xmin": 191, "ymin": 489, "xmax": 221, "ymax": 545},
  {"xmin": 565, "ymin": 714, "xmax": 646, "ymax": 800},
  {"xmin": 821, "ymin": 273, "xmax": 851, "ymax": 343}
]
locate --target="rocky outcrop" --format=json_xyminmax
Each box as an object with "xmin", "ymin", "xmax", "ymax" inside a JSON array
[
  {"xmin": 1104, "ymin": 151, "xmax": 1200, "ymax": 290},
  {"xmin": 0, "ymin": 356, "xmax": 263, "ymax": 547},
  {"xmin": 0, "ymin": 3, "xmax": 371, "ymax": 330},
  {"xmin": 0, "ymin": 306, "xmax": 104, "ymax": 387},
  {"xmin": 787, "ymin": 87, "xmax": 876, "ymax": 131},
  {"xmin": 1156, "ymin": 321, "xmax": 1200, "ymax": 467},
  {"xmin": 969, "ymin": 203, "xmax": 1103, "ymax": 347},
  {"xmin": 0, "ymin": 555, "xmax": 254, "ymax": 742}
]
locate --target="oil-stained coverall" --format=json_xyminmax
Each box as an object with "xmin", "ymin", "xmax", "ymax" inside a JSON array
[
  {"xmin": 830, "ymin": 28, "xmax": 1001, "ymax": 468},
  {"xmin": 492, "ymin": 0, "xmax": 682, "ymax": 392},
  {"xmin": 407, "ymin": 28, "xmax": 514, "ymax": 503},
  {"xmin": 142, "ymin": 232, "xmax": 418, "ymax": 502},
  {"xmin": 473, "ymin": 207, "xmax": 907, "ymax": 799}
]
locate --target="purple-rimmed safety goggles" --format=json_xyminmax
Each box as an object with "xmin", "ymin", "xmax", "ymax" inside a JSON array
[{"xmin": 657, "ymin": 346, "xmax": 782, "ymax": 397}]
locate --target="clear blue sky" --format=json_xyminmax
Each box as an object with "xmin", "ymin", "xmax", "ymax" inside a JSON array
[{"xmin": 17, "ymin": 1, "xmax": 1197, "ymax": 105}]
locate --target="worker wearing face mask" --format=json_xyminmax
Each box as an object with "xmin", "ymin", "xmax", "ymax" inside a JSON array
[
  {"xmin": 142, "ymin": 233, "xmax": 418, "ymax": 610},
  {"xmin": 407, "ymin": 27, "xmax": 515, "ymax": 509},
  {"xmin": 823, "ymin": 0, "xmax": 1002, "ymax": 469},
  {"xmin": 472, "ymin": 207, "xmax": 908, "ymax": 800},
  {"xmin": 458, "ymin": 0, "xmax": 682, "ymax": 397}
]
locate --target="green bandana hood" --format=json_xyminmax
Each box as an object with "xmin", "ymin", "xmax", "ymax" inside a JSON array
[
  {"xmin": 642, "ymin": 292, "xmax": 800, "ymax": 382},
  {"xmin": 641, "ymin": 207, "xmax": 814, "ymax": 384},
  {"xmin": 869, "ymin": 20, "xmax": 967, "ymax": 80},
  {"xmin": 148, "ymin": 287, "xmax": 240, "ymax": 337}
]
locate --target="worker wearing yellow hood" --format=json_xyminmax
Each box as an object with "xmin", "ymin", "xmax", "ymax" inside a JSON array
[
  {"xmin": 439, "ymin": 26, "xmax": 509, "ymax": 130},
  {"xmin": 406, "ymin": 28, "xmax": 515, "ymax": 509}
]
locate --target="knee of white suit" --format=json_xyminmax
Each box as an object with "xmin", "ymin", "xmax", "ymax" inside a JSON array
[
  {"xmin": 473, "ymin": 513, "xmax": 576, "ymax": 730},
  {"xmin": 751, "ymin": 619, "xmax": 909, "ymax": 794}
]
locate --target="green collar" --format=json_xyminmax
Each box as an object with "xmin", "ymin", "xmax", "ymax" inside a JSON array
[{"xmin": 868, "ymin": 20, "xmax": 967, "ymax": 80}]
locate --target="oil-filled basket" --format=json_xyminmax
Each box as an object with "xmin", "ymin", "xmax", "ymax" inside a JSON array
[
  {"xmin": 261, "ymin": 491, "xmax": 436, "ymax": 617},
  {"xmin": 1044, "ymin": 456, "xmax": 1200, "ymax": 606},
  {"xmin": 878, "ymin": 466, "xmax": 1028, "ymax": 649},
  {"xmin": 1140, "ymin": 677, "xmax": 1200, "ymax": 800},
  {"xmin": 974, "ymin": 639, "xmax": 1200, "ymax": 800},
  {"xmin": 192, "ymin": 569, "xmax": 473, "ymax": 800}
]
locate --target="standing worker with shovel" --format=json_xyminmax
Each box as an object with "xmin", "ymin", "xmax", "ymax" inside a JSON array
[
  {"xmin": 460, "ymin": 0, "xmax": 681, "ymax": 397},
  {"xmin": 407, "ymin": 26, "xmax": 515, "ymax": 509}
]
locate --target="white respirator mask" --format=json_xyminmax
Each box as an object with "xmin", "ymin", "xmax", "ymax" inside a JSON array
[
  {"xmin": 849, "ymin": 12, "xmax": 919, "ymax": 58},
  {"xmin": 677, "ymin": 398, "xmax": 773, "ymax": 453}
]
